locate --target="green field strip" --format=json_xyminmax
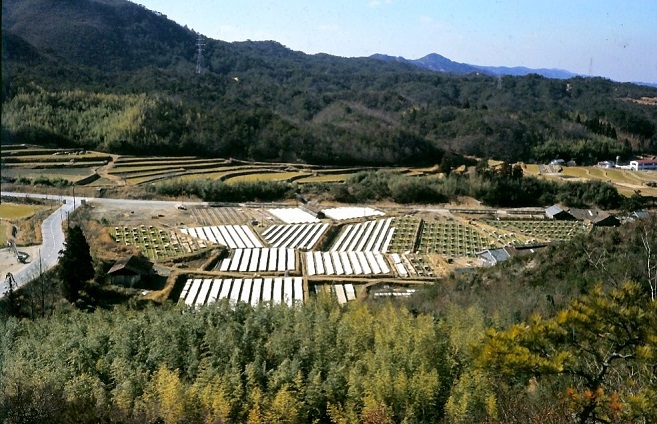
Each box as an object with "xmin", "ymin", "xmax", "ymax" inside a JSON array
[
  {"xmin": 113, "ymin": 156, "xmax": 199, "ymax": 165},
  {"xmin": 109, "ymin": 161, "xmax": 228, "ymax": 175},
  {"xmin": 175, "ymin": 165, "xmax": 272, "ymax": 180},
  {"xmin": 111, "ymin": 158, "xmax": 225, "ymax": 169},
  {"xmin": 129, "ymin": 171, "xmax": 190, "ymax": 185},
  {"xmin": 1, "ymin": 167, "xmax": 95, "ymax": 176},
  {"xmin": 0, "ymin": 171, "xmax": 94, "ymax": 183},
  {"xmin": 120, "ymin": 168, "xmax": 186, "ymax": 180},
  {"xmin": 560, "ymin": 167, "xmax": 591, "ymax": 178},
  {"xmin": 0, "ymin": 203, "xmax": 44, "ymax": 220},
  {"xmin": 296, "ymin": 173, "xmax": 354, "ymax": 184},
  {"xmin": 5, "ymin": 161, "xmax": 108, "ymax": 169},
  {"xmin": 1, "ymin": 148, "xmax": 90, "ymax": 156},
  {"xmin": 225, "ymin": 171, "xmax": 311, "ymax": 184},
  {"xmin": 89, "ymin": 177, "xmax": 119, "ymax": 186},
  {"xmin": 2, "ymin": 154, "xmax": 112, "ymax": 163}
]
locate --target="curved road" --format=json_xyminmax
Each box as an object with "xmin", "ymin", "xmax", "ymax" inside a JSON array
[
  {"xmin": 1, "ymin": 195, "xmax": 78, "ymax": 295},
  {"xmin": 0, "ymin": 191, "xmax": 212, "ymax": 296}
]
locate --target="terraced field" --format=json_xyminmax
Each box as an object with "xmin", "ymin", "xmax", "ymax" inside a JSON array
[
  {"xmin": 482, "ymin": 219, "xmax": 588, "ymax": 242},
  {"xmin": 225, "ymin": 171, "xmax": 311, "ymax": 184},
  {"xmin": 386, "ymin": 217, "xmax": 420, "ymax": 253},
  {"xmin": 110, "ymin": 225, "xmax": 208, "ymax": 260},
  {"xmin": 524, "ymin": 165, "xmax": 657, "ymax": 196},
  {"xmin": 295, "ymin": 173, "xmax": 353, "ymax": 184}
]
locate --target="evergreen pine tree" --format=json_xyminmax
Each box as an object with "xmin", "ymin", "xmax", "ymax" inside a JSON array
[{"xmin": 58, "ymin": 225, "xmax": 94, "ymax": 302}]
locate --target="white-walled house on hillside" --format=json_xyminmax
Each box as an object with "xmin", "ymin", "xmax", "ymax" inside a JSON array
[{"xmin": 629, "ymin": 159, "xmax": 657, "ymax": 171}]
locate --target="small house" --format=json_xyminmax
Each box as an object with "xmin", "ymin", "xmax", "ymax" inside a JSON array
[
  {"xmin": 629, "ymin": 159, "xmax": 657, "ymax": 171},
  {"xmin": 108, "ymin": 255, "xmax": 154, "ymax": 287}
]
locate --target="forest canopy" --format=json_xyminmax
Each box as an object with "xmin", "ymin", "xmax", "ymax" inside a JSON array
[{"xmin": 2, "ymin": 0, "xmax": 657, "ymax": 165}]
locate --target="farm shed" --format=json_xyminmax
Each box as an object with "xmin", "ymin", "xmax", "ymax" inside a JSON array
[
  {"xmin": 545, "ymin": 204, "xmax": 576, "ymax": 220},
  {"xmin": 478, "ymin": 244, "xmax": 548, "ymax": 267},
  {"xmin": 477, "ymin": 248, "xmax": 511, "ymax": 266},
  {"xmin": 632, "ymin": 210, "xmax": 650, "ymax": 220},
  {"xmin": 108, "ymin": 255, "xmax": 154, "ymax": 287},
  {"xmin": 568, "ymin": 209, "xmax": 620, "ymax": 227}
]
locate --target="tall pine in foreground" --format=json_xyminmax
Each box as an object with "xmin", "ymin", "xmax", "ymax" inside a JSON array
[{"xmin": 58, "ymin": 225, "xmax": 94, "ymax": 303}]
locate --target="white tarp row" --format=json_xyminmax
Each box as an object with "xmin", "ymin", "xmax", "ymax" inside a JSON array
[
  {"xmin": 333, "ymin": 283, "xmax": 356, "ymax": 305},
  {"xmin": 219, "ymin": 248, "xmax": 296, "ymax": 273},
  {"xmin": 390, "ymin": 253, "xmax": 410, "ymax": 278},
  {"xmin": 321, "ymin": 207, "xmax": 385, "ymax": 221},
  {"xmin": 312, "ymin": 283, "xmax": 356, "ymax": 305},
  {"xmin": 181, "ymin": 225, "xmax": 264, "ymax": 249},
  {"xmin": 262, "ymin": 223, "xmax": 329, "ymax": 249},
  {"xmin": 330, "ymin": 218, "xmax": 394, "ymax": 252},
  {"xmin": 180, "ymin": 277, "xmax": 304, "ymax": 307},
  {"xmin": 305, "ymin": 250, "xmax": 391, "ymax": 276},
  {"xmin": 267, "ymin": 208, "xmax": 320, "ymax": 224}
]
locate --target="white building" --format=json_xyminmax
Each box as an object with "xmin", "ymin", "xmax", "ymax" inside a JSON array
[{"xmin": 629, "ymin": 159, "xmax": 657, "ymax": 171}]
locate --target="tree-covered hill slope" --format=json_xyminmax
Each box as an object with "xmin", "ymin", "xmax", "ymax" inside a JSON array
[{"xmin": 2, "ymin": 0, "xmax": 656, "ymax": 165}]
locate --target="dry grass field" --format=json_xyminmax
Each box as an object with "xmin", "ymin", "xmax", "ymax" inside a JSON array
[
  {"xmin": 523, "ymin": 165, "xmax": 657, "ymax": 197},
  {"xmin": 0, "ymin": 203, "xmax": 43, "ymax": 220}
]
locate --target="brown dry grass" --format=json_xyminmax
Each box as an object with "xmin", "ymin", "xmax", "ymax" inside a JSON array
[
  {"xmin": 0, "ymin": 220, "xmax": 10, "ymax": 246},
  {"xmin": 13, "ymin": 208, "xmax": 54, "ymax": 246},
  {"xmin": 622, "ymin": 96, "xmax": 657, "ymax": 106}
]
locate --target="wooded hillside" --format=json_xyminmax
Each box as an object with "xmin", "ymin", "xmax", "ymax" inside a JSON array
[{"xmin": 2, "ymin": 0, "xmax": 657, "ymax": 165}]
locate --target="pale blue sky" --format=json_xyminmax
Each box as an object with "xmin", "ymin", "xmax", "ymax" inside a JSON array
[{"xmin": 133, "ymin": 0, "xmax": 657, "ymax": 83}]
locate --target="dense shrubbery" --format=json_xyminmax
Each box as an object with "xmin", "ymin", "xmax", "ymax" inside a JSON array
[
  {"xmin": 304, "ymin": 168, "xmax": 624, "ymax": 209},
  {"xmin": 148, "ymin": 178, "xmax": 295, "ymax": 203},
  {"xmin": 145, "ymin": 167, "xmax": 625, "ymax": 209}
]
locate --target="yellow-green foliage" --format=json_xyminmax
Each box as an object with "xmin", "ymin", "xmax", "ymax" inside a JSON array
[
  {"xmin": 0, "ymin": 203, "xmax": 41, "ymax": 220},
  {"xmin": 478, "ymin": 282, "xmax": 657, "ymax": 423},
  {"xmin": 0, "ymin": 221, "xmax": 9, "ymax": 246},
  {"xmin": 0, "ymin": 300, "xmax": 450, "ymax": 423},
  {"xmin": 296, "ymin": 173, "xmax": 353, "ymax": 183},
  {"xmin": 1, "ymin": 89, "xmax": 172, "ymax": 152},
  {"xmin": 225, "ymin": 171, "xmax": 309, "ymax": 184}
]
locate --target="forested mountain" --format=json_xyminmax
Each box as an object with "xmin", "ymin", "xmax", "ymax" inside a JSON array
[
  {"xmin": 2, "ymin": 0, "xmax": 657, "ymax": 165},
  {"xmin": 371, "ymin": 53, "xmax": 578, "ymax": 79}
]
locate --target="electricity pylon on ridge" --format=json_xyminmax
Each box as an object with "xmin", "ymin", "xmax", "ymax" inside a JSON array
[{"xmin": 196, "ymin": 34, "xmax": 205, "ymax": 75}]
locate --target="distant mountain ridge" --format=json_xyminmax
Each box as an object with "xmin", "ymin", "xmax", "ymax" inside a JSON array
[
  {"xmin": 371, "ymin": 53, "xmax": 579, "ymax": 79},
  {"xmin": 2, "ymin": 0, "xmax": 656, "ymax": 167}
]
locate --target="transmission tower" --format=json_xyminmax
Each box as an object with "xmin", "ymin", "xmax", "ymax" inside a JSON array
[{"xmin": 196, "ymin": 34, "xmax": 205, "ymax": 75}]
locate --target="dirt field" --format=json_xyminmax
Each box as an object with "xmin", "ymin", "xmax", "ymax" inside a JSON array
[{"xmin": 0, "ymin": 246, "xmax": 42, "ymax": 278}]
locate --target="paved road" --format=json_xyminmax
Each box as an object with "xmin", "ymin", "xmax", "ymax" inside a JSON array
[
  {"xmin": 0, "ymin": 191, "xmax": 212, "ymax": 296},
  {"xmin": 1, "ymin": 197, "xmax": 77, "ymax": 296}
]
